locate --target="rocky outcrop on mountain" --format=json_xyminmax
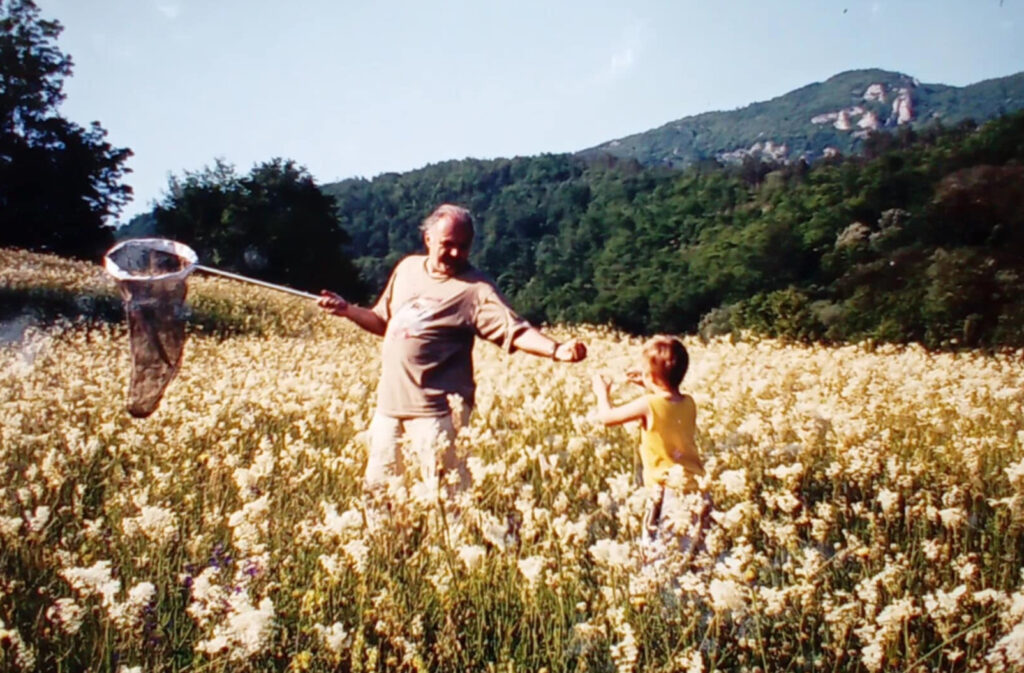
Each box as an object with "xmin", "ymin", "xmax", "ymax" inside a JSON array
[
  {"xmin": 893, "ymin": 88, "xmax": 913, "ymax": 124},
  {"xmin": 811, "ymin": 79, "xmax": 918, "ymax": 139},
  {"xmin": 717, "ymin": 140, "xmax": 789, "ymax": 164}
]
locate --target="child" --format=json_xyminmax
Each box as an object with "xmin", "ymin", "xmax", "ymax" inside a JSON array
[{"xmin": 591, "ymin": 335, "xmax": 708, "ymax": 544}]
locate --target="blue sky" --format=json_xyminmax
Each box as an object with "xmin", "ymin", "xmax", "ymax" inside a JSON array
[{"xmin": 34, "ymin": 0, "xmax": 1024, "ymax": 220}]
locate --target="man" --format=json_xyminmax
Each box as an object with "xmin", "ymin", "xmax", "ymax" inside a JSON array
[{"xmin": 319, "ymin": 203, "xmax": 586, "ymax": 495}]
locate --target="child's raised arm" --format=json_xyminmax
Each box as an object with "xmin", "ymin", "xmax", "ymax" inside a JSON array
[{"xmin": 591, "ymin": 373, "xmax": 650, "ymax": 427}]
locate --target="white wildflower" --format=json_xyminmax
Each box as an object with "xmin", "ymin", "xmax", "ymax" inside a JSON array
[
  {"xmin": 479, "ymin": 514, "xmax": 512, "ymax": 552},
  {"xmin": 25, "ymin": 505, "xmax": 50, "ymax": 533},
  {"xmin": 674, "ymin": 648, "xmax": 704, "ymax": 673},
  {"xmin": 456, "ymin": 544, "xmax": 486, "ymax": 570},
  {"xmin": 409, "ymin": 476, "xmax": 441, "ymax": 508},
  {"xmin": 342, "ymin": 540, "xmax": 369, "ymax": 575},
  {"xmin": 517, "ymin": 555, "xmax": 546, "ymax": 589},
  {"xmin": 194, "ymin": 593, "xmax": 275, "ymax": 662},
  {"xmin": 938, "ymin": 507, "xmax": 966, "ymax": 530},
  {"xmin": 718, "ymin": 469, "xmax": 748, "ymax": 497},
  {"xmin": 0, "ymin": 516, "xmax": 23, "ymax": 537},
  {"xmin": 924, "ymin": 585, "xmax": 966, "ymax": 637},
  {"xmin": 986, "ymin": 621, "xmax": 1024, "ymax": 671},
  {"xmin": 876, "ymin": 488, "xmax": 900, "ymax": 516},
  {"xmin": 185, "ymin": 567, "xmax": 229, "ymax": 627},
  {"xmin": 712, "ymin": 502, "xmax": 751, "ymax": 532},
  {"xmin": 763, "ymin": 488, "xmax": 801, "ymax": 515},
  {"xmin": 314, "ymin": 621, "xmax": 350, "ymax": 654},
  {"xmin": 605, "ymin": 472, "xmax": 633, "ymax": 502},
  {"xmin": 766, "ymin": 461, "xmax": 804, "ymax": 484},
  {"xmin": 317, "ymin": 502, "xmax": 363, "ymax": 539},
  {"xmin": 318, "ymin": 554, "xmax": 344, "ymax": 579},
  {"xmin": 708, "ymin": 578, "xmax": 746, "ymax": 614},
  {"xmin": 589, "ymin": 538, "xmax": 632, "ymax": 569},
  {"xmin": 855, "ymin": 597, "xmax": 918, "ymax": 673},
  {"xmin": 552, "ymin": 513, "xmax": 590, "ymax": 546},
  {"xmin": 0, "ymin": 618, "xmax": 36, "ymax": 670},
  {"xmin": 1006, "ymin": 457, "xmax": 1024, "ymax": 491},
  {"xmin": 227, "ymin": 494, "xmax": 270, "ymax": 555},
  {"xmin": 61, "ymin": 560, "xmax": 120, "ymax": 607},
  {"xmin": 609, "ymin": 619, "xmax": 638, "ymax": 673},
  {"xmin": 572, "ymin": 619, "xmax": 603, "ymax": 656},
  {"xmin": 109, "ymin": 580, "xmax": 156, "ymax": 629},
  {"xmin": 122, "ymin": 505, "xmax": 178, "ymax": 545},
  {"xmin": 758, "ymin": 585, "xmax": 789, "ymax": 616},
  {"xmin": 920, "ymin": 538, "xmax": 942, "ymax": 561},
  {"xmin": 45, "ymin": 598, "xmax": 85, "ymax": 635}
]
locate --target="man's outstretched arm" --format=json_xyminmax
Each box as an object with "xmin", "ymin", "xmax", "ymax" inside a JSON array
[
  {"xmin": 511, "ymin": 327, "xmax": 587, "ymax": 362},
  {"xmin": 318, "ymin": 290, "xmax": 387, "ymax": 336}
]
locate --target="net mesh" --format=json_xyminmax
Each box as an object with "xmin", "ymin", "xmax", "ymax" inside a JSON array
[{"xmin": 104, "ymin": 239, "xmax": 197, "ymax": 417}]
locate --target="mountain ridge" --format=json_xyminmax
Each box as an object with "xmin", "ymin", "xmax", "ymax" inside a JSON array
[{"xmin": 577, "ymin": 68, "xmax": 1024, "ymax": 168}]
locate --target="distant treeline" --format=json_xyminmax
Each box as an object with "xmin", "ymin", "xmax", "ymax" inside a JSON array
[{"xmin": 322, "ymin": 112, "xmax": 1024, "ymax": 349}]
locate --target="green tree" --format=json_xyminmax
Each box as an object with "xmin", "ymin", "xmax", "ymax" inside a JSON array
[
  {"xmin": 153, "ymin": 158, "xmax": 366, "ymax": 301},
  {"xmin": 0, "ymin": 0, "xmax": 132, "ymax": 257}
]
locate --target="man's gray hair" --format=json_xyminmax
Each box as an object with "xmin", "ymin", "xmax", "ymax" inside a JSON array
[{"xmin": 420, "ymin": 204, "xmax": 474, "ymax": 234}]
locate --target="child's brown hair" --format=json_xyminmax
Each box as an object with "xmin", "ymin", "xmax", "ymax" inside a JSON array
[{"xmin": 643, "ymin": 335, "xmax": 689, "ymax": 390}]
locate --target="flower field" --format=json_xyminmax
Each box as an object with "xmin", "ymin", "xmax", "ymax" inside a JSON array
[{"xmin": 2, "ymin": 248, "xmax": 1024, "ymax": 672}]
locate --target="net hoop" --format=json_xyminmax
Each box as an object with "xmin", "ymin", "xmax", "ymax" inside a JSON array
[
  {"xmin": 102, "ymin": 238, "xmax": 196, "ymax": 418},
  {"xmin": 103, "ymin": 238, "xmax": 198, "ymax": 283}
]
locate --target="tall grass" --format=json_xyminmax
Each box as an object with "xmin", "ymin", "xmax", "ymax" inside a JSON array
[{"xmin": 2, "ymin": 248, "xmax": 1023, "ymax": 672}]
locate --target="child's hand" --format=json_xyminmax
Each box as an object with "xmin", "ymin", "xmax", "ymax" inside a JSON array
[
  {"xmin": 554, "ymin": 339, "xmax": 588, "ymax": 363},
  {"xmin": 625, "ymin": 368, "xmax": 644, "ymax": 387},
  {"xmin": 591, "ymin": 373, "xmax": 611, "ymax": 398}
]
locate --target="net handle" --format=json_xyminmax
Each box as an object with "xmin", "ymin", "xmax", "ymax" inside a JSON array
[{"xmin": 195, "ymin": 265, "xmax": 320, "ymax": 300}]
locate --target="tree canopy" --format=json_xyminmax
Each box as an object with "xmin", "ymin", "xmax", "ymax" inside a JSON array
[
  {"xmin": 0, "ymin": 0, "xmax": 132, "ymax": 258},
  {"xmin": 150, "ymin": 158, "xmax": 366, "ymax": 302}
]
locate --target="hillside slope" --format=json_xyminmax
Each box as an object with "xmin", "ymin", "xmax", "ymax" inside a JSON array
[{"xmin": 579, "ymin": 68, "xmax": 1024, "ymax": 167}]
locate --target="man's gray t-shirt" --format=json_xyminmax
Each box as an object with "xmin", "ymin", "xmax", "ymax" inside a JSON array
[{"xmin": 371, "ymin": 255, "xmax": 530, "ymax": 417}]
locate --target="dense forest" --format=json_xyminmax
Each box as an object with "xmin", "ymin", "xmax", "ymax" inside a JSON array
[{"xmin": 323, "ymin": 111, "xmax": 1024, "ymax": 349}]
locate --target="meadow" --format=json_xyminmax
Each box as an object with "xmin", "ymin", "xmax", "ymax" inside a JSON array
[{"xmin": 2, "ymin": 247, "xmax": 1024, "ymax": 672}]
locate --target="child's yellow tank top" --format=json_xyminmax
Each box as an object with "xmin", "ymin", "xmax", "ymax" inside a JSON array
[{"xmin": 640, "ymin": 394, "xmax": 704, "ymax": 491}]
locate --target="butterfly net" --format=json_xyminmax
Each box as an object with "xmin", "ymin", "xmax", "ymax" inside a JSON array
[{"xmin": 104, "ymin": 238, "xmax": 197, "ymax": 417}]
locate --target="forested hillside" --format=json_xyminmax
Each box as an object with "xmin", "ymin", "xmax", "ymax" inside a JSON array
[{"xmin": 324, "ymin": 111, "xmax": 1024, "ymax": 349}]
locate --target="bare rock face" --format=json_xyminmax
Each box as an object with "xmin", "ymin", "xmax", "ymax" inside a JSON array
[
  {"xmin": 715, "ymin": 139, "xmax": 790, "ymax": 164},
  {"xmin": 810, "ymin": 81, "xmax": 917, "ymax": 133},
  {"xmin": 892, "ymin": 88, "xmax": 914, "ymax": 125},
  {"xmin": 863, "ymin": 83, "xmax": 887, "ymax": 103},
  {"xmin": 858, "ymin": 110, "xmax": 880, "ymax": 130},
  {"xmin": 726, "ymin": 77, "xmax": 922, "ymax": 166}
]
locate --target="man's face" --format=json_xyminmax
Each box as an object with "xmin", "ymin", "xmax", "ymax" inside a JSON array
[{"xmin": 424, "ymin": 216, "xmax": 473, "ymax": 277}]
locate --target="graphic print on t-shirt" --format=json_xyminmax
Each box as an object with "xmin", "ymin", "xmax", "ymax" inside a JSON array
[{"xmin": 391, "ymin": 297, "xmax": 442, "ymax": 338}]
